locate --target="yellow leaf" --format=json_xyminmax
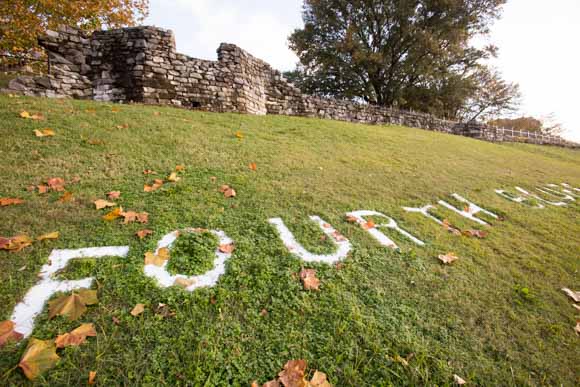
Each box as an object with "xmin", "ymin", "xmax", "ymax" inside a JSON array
[
  {"xmin": 103, "ymin": 207, "xmax": 123, "ymax": 221},
  {"xmin": 55, "ymin": 323, "xmax": 96, "ymax": 348},
  {"xmin": 19, "ymin": 111, "xmax": 31, "ymax": 119},
  {"xmin": 58, "ymin": 191, "xmax": 73, "ymax": 203},
  {"xmin": 167, "ymin": 172, "xmax": 180, "ymax": 182},
  {"xmin": 235, "ymin": 130, "xmax": 243, "ymax": 139},
  {"xmin": 18, "ymin": 338, "xmax": 60, "ymax": 380},
  {"xmin": 130, "ymin": 303, "xmax": 145, "ymax": 316},
  {"xmin": 33, "ymin": 128, "xmax": 55, "ymax": 137},
  {"xmin": 37, "ymin": 231, "xmax": 59, "ymax": 241},
  {"xmin": 174, "ymin": 277, "xmax": 196, "ymax": 288},
  {"xmin": 94, "ymin": 199, "xmax": 116, "ymax": 210},
  {"xmin": 48, "ymin": 290, "xmax": 98, "ymax": 321},
  {"xmin": 144, "ymin": 248, "xmax": 170, "ymax": 266},
  {"xmin": 309, "ymin": 371, "xmax": 331, "ymax": 387},
  {"xmin": 0, "ymin": 235, "xmax": 33, "ymax": 252},
  {"xmin": 88, "ymin": 371, "xmax": 97, "ymax": 385}
]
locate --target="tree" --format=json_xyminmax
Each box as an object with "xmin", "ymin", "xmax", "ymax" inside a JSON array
[
  {"xmin": 489, "ymin": 114, "xmax": 564, "ymax": 136},
  {"xmin": 0, "ymin": 0, "xmax": 149, "ymax": 63},
  {"xmin": 287, "ymin": 0, "xmax": 518, "ymax": 121}
]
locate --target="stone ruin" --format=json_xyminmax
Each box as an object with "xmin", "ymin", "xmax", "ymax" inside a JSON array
[{"xmin": 4, "ymin": 25, "xmax": 577, "ymax": 148}]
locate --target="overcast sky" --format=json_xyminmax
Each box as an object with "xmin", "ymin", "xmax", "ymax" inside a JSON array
[{"xmin": 145, "ymin": 0, "xmax": 580, "ymax": 142}]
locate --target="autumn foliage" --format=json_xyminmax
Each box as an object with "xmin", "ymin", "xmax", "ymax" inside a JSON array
[{"xmin": 0, "ymin": 0, "xmax": 149, "ymax": 62}]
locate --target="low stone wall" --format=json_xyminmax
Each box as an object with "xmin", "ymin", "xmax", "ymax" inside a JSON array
[{"xmin": 4, "ymin": 25, "xmax": 577, "ymax": 148}]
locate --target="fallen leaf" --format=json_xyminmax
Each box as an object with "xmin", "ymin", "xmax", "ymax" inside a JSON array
[
  {"xmin": 121, "ymin": 211, "xmax": 148, "ymax": 224},
  {"xmin": 453, "ymin": 374, "xmax": 467, "ymax": 385},
  {"xmin": 0, "ymin": 235, "xmax": 33, "ymax": 252},
  {"xmin": 88, "ymin": 371, "xmax": 97, "ymax": 385},
  {"xmin": 48, "ymin": 290, "xmax": 98, "ymax": 321},
  {"xmin": 219, "ymin": 185, "xmax": 230, "ymax": 193},
  {"xmin": 87, "ymin": 138, "xmax": 104, "ymax": 145},
  {"xmin": 174, "ymin": 277, "xmax": 196, "ymax": 288},
  {"xmin": 155, "ymin": 303, "xmax": 176, "ymax": 318},
  {"xmin": 85, "ymin": 109, "xmax": 96, "ymax": 114},
  {"xmin": 18, "ymin": 338, "xmax": 60, "ymax": 380},
  {"xmin": 111, "ymin": 107, "xmax": 120, "ymax": 113},
  {"xmin": 219, "ymin": 243, "xmax": 235, "ymax": 254},
  {"xmin": 224, "ymin": 187, "xmax": 236, "ymax": 198},
  {"xmin": 0, "ymin": 320, "xmax": 23, "ymax": 347},
  {"xmin": 144, "ymin": 179, "xmax": 164, "ymax": 192},
  {"xmin": 103, "ymin": 207, "xmax": 123, "ymax": 221},
  {"xmin": 235, "ymin": 130, "xmax": 243, "ymax": 139},
  {"xmin": 107, "ymin": 191, "xmax": 121, "ymax": 200},
  {"xmin": 393, "ymin": 355, "xmax": 409, "ymax": 366},
  {"xmin": 442, "ymin": 219, "xmax": 462, "ymax": 236},
  {"xmin": 143, "ymin": 169, "xmax": 156, "ymax": 175},
  {"xmin": 300, "ymin": 269, "xmax": 320, "ymax": 291},
  {"xmin": 136, "ymin": 229, "xmax": 153, "ymax": 239},
  {"xmin": 332, "ymin": 231, "xmax": 346, "ymax": 242},
  {"xmin": 562, "ymin": 288, "xmax": 580, "ymax": 303},
  {"xmin": 47, "ymin": 177, "xmax": 65, "ymax": 191},
  {"xmin": 33, "ymin": 128, "xmax": 55, "ymax": 137},
  {"xmin": 37, "ymin": 231, "xmax": 59, "ymax": 241},
  {"xmin": 130, "ymin": 303, "xmax": 145, "ymax": 316},
  {"xmin": 249, "ymin": 162, "xmax": 257, "ymax": 171},
  {"xmin": 438, "ymin": 252, "xmax": 459, "ymax": 264},
  {"xmin": 175, "ymin": 165, "xmax": 185, "ymax": 171},
  {"xmin": 58, "ymin": 191, "xmax": 73, "ymax": 203},
  {"xmin": 20, "ymin": 111, "xmax": 31, "ymax": 119},
  {"xmin": 153, "ymin": 111, "xmax": 161, "ymax": 116},
  {"xmin": 263, "ymin": 381, "xmax": 280, "ymax": 387},
  {"xmin": 260, "ymin": 309, "xmax": 268, "ymax": 317},
  {"xmin": 462, "ymin": 229, "xmax": 488, "ymax": 239},
  {"xmin": 278, "ymin": 359, "xmax": 307, "ymax": 387},
  {"xmin": 0, "ymin": 198, "xmax": 25, "ymax": 206},
  {"xmin": 144, "ymin": 248, "xmax": 170, "ymax": 266},
  {"xmin": 210, "ymin": 176, "xmax": 217, "ymax": 182},
  {"xmin": 94, "ymin": 199, "xmax": 116, "ymax": 210},
  {"xmin": 309, "ymin": 371, "xmax": 331, "ymax": 387},
  {"xmin": 55, "ymin": 323, "xmax": 96, "ymax": 348},
  {"xmin": 362, "ymin": 220, "xmax": 375, "ymax": 230},
  {"xmin": 116, "ymin": 123, "xmax": 129, "ymax": 129},
  {"xmin": 345, "ymin": 215, "xmax": 358, "ymax": 223},
  {"xmin": 37, "ymin": 185, "xmax": 49, "ymax": 194},
  {"xmin": 167, "ymin": 172, "xmax": 181, "ymax": 182}
]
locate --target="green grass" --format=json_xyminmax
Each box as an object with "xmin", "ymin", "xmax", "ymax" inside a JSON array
[{"xmin": 0, "ymin": 95, "xmax": 579, "ymax": 386}]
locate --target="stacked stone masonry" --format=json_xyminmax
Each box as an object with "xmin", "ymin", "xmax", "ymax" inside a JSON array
[{"xmin": 5, "ymin": 26, "xmax": 577, "ymax": 148}]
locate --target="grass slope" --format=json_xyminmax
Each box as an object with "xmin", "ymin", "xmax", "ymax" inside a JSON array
[{"xmin": 0, "ymin": 95, "xmax": 579, "ymax": 386}]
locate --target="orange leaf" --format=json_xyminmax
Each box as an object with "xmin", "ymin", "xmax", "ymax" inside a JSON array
[
  {"xmin": 48, "ymin": 290, "xmax": 98, "ymax": 321},
  {"xmin": 235, "ymin": 130, "xmax": 243, "ymax": 139},
  {"xmin": 278, "ymin": 359, "xmax": 307, "ymax": 387},
  {"xmin": 136, "ymin": 229, "xmax": 153, "ymax": 239},
  {"xmin": 130, "ymin": 303, "xmax": 145, "ymax": 316},
  {"xmin": 18, "ymin": 338, "xmax": 59, "ymax": 380},
  {"xmin": 55, "ymin": 323, "xmax": 96, "ymax": 348},
  {"xmin": 37, "ymin": 185, "xmax": 49, "ymax": 194},
  {"xmin": 0, "ymin": 235, "xmax": 33, "ymax": 252},
  {"xmin": 144, "ymin": 248, "xmax": 170, "ymax": 266},
  {"xmin": 121, "ymin": 211, "xmax": 148, "ymax": 224},
  {"xmin": 33, "ymin": 128, "xmax": 55, "ymax": 137},
  {"xmin": 143, "ymin": 169, "xmax": 156, "ymax": 175},
  {"xmin": 462, "ymin": 229, "xmax": 488, "ymax": 239},
  {"xmin": 249, "ymin": 162, "xmax": 257, "ymax": 171},
  {"xmin": 103, "ymin": 207, "xmax": 123, "ymax": 221},
  {"xmin": 362, "ymin": 220, "xmax": 375, "ymax": 230},
  {"xmin": 88, "ymin": 371, "xmax": 97, "ymax": 385},
  {"xmin": 144, "ymin": 179, "xmax": 164, "ymax": 192},
  {"xmin": 0, "ymin": 198, "xmax": 25, "ymax": 206},
  {"xmin": 0, "ymin": 320, "xmax": 23, "ymax": 348},
  {"xmin": 58, "ymin": 191, "xmax": 73, "ymax": 202},
  {"xmin": 175, "ymin": 165, "xmax": 185, "ymax": 171},
  {"xmin": 167, "ymin": 172, "xmax": 180, "ymax": 182},
  {"xmin": 299, "ymin": 269, "xmax": 320, "ymax": 291},
  {"xmin": 47, "ymin": 177, "xmax": 65, "ymax": 191},
  {"xmin": 219, "ymin": 243, "xmax": 235, "ymax": 254}
]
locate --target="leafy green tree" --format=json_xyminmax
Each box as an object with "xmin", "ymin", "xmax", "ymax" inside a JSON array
[{"xmin": 287, "ymin": 0, "xmax": 519, "ymax": 120}]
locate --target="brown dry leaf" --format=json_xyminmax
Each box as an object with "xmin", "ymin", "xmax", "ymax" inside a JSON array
[
  {"xmin": 33, "ymin": 128, "xmax": 55, "ymax": 137},
  {"xmin": 219, "ymin": 243, "xmax": 235, "ymax": 254},
  {"xmin": 153, "ymin": 111, "xmax": 161, "ymax": 116},
  {"xmin": 219, "ymin": 185, "xmax": 230, "ymax": 193},
  {"xmin": 562, "ymin": 288, "xmax": 580, "ymax": 303},
  {"xmin": 249, "ymin": 162, "xmax": 257, "ymax": 171},
  {"xmin": 263, "ymin": 381, "xmax": 281, "ymax": 387},
  {"xmin": 278, "ymin": 359, "xmax": 307, "ymax": 387},
  {"xmin": 37, "ymin": 231, "xmax": 59, "ymax": 241},
  {"xmin": 48, "ymin": 290, "xmax": 98, "ymax": 321},
  {"xmin": 143, "ymin": 169, "xmax": 156, "ymax": 175},
  {"xmin": 55, "ymin": 323, "xmax": 96, "ymax": 348},
  {"xmin": 111, "ymin": 107, "xmax": 120, "ymax": 113},
  {"xmin": 167, "ymin": 172, "xmax": 181, "ymax": 182},
  {"xmin": 116, "ymin": 123, "xmax": 129, "ymax": 129},
  {"xmin": 37, "ymin": 185, "xmax": 49, "ymax": 194},
  {"xmin": 121, "ymin": 211, "xmax": 148, "ymax": 224},
  {"xmin": 94, "ymin": 199, "xmax": 116, "ymax": 210},
  {"xmin": 58, "ymin": 191, "xmax": 73, "ymax": 203},
  {"xmin": 136, "ymin": 229, "xmax": 153, "ymax": 239},
  {"xmin": 103, "ymin": 207, "xmax": 123, "ymax": 221},
  {"xmin": 130, "ymin": 303, "xmax": 145, "ymax": 317},
  {"xmin": 107, "ymin": 191, "xmax": 121, "ymax": 200},
  {"xmin": 210, "ymin": 176, "xmax": 217, "ymax": 182},
  {"xmin": 155, "ymin": 303, "xmax": 176, "ymax": 318},
  {"xmin": 0, "ymin": 235, "xmax": 33, "ymax": 252},
  {"xmin": 308, "ymin": 371, "xmax": 331, "ymax": 387},
  {"xmin": 362, "ymin": 220, "xmax": 375, "ymax": 230},
  {"xmin": 144, "ymin": 248, "xmax": 170, "ymax": 266},
  {"xmin": 0, "ymin": 198, "xmax": 25, "ymax": 206},
  {"xmin": 300, "ymin": 269, "xmax": 320, "ymax": 291},
  {"xmin": 144, "ymin": 179, "xmax": 164, "ymax": 192},
  {"xmin": 88, "ymin": 371, "xmax": 97, "ymax": 385},
  {"xmin": 442, "ymin": 219, "xmax": 462, "ymax": 236},
  {"xmin": 175, "ymin": 165, "xmax": 185, "ymax": 171},
  {"xmin": 345, "ymin": 215, "xmax": 358, "ymax": 223},
  {"xmin": 174, "ymin": 277, "xmax": 196, "ymax": 288},
  {"xmin": 18, "ymin": 338, "xmax": 60, "ymax": 380},
  {"xmin": 331, "ymin": 231, "xmax": 346, "ymax": 242},
  {"xmin": 438, "ymin": 252, "xmax": 459, "ymax": 265},
  {"xmin": 224, "ymin": 187, "xmax": 236, "ymax": 198},
  {"xmin": 87, "ymin": 138, "xmax": 105, "ymax": 145},
  {"xmin": 0, "ymin": 320, "xmax": 23, "ymax": 347},
  {"xmin": 462, "ymin": 229, "xmax": 488, "ymax": 239},
  {"xmin": 47, "ymin": 177, "xmax": 65, "ymax": 192},
  {"xmin": 453, "ymin": 374, "xmax": 467, "ymax": 385}
]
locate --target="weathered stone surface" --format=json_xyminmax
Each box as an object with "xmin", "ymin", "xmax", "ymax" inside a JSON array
[{"xmin": 3, "ymin": 25, "xmax": 576, "ymax": 148}]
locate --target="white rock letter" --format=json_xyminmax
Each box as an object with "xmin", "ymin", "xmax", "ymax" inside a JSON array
[
  {"xmin": 438, "ymin": 193, "xmax": 499, "ymax": 225},
  {"xmin": 268, "ymin": 216, "xmax": 352, "ymax": 264},
  {"xmin": 346, "ymin": 210, "xmax": 424, "ymax": 249}
]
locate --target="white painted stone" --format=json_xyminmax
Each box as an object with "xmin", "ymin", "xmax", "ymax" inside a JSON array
[
  {"xmin": 346, "ymin": 210, "xmax": 424, "ymax": 249},
  {"xmin": 495, "ymin": 188, "xmax": 545, "ymax": 208},
  {"xmin": 268, "ymin": 216, "xmax": 352, "ymax": 264},
  {"xmin": 144, "ymin": 229, "xmax": 233, "ymax": 290},
  {"xmin": 545, "ymin": 184, "xmax": 579, "ymax": 199},
  {"xmin": 11, "ymin": 246, "xmax": 129, "ymax": 338},
  {"xmin": 536, "ymin": 187, "xmax": 575, "ymax": 202},
  {"xmin": 438, "ymin": 193, "xmax": 499, "ymax": 226},
  {"xmin": 402, "ymin": 204, "xmax": 446, "ymax": 226},
  {"xmin": 513, "ymin": 186, "xmax": 567, "ymax": 207}
]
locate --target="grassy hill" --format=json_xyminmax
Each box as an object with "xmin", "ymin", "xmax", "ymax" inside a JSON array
[{"xmin": 0, "ymin": 95, "xmax": 578, "ymax": 385}]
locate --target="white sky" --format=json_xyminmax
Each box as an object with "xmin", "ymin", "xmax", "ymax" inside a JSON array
[{"xmin": 145, "ymin": 0, "xmax": 580, "ymax": 142}]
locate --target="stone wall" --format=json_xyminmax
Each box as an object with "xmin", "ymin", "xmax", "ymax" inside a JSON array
[{"xmin": 4, "ymin": 25, "xmax": 578, "ymax": 148}]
